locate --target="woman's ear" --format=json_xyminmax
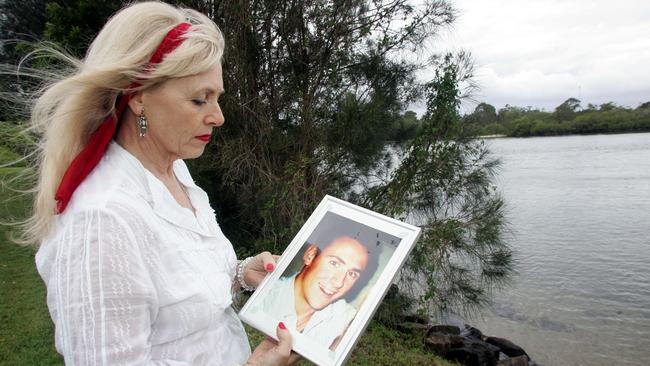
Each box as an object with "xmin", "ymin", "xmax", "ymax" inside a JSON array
[
  {"xmin": 302, "ymin": 244, "xmax": 319, "ymax": 266},
  {"xmin": 127, "ymin": 91, "xmax": 145, "ymax": 116}
]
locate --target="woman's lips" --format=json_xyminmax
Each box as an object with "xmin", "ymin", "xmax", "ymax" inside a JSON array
[{"xmin": 195, "ymin": 134, "xmax": 211, "ymax": 142}]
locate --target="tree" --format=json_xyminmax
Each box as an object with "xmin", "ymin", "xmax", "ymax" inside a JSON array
[
  {"xmin": 43, "ymin": 0, "xmax": 123, "ymax": 57},
  {"xmin": 638, "ymin": 101, "xmax": 650, "ymax": 110},
  {"xmin": 198, "ymin": 0, "xmax": 457, "ymax": 254},
  {"xmin": 364, "ymin": 54, "xmax": 512, "ymax": 314},
  {"xmin": 0, "ymin": 0, "xmax": 47, "ymax": 62},
  {"xmin": 1, "ymin": 0, "xmax": 122, "ymax": 120},
  {"xmin": 0, "ymin": 0, "xmax": 47, "ymax": 120},
  {"xmin": 196, "ymin": 0, "xmax": 512, "ymax": 315},
  {"xmin": 468, "ymin": 102, "xmax": 497, "ymax": 125},
  {"xmin": 599, "ymin": 101, "xmax": 617, "ymax": 112},
  {"xmin": 553, "ymin": 97, "xmax": 581, "ymax": 122},
  {"xmin": 496, "ymin": 104, "xmax": 528, "ymax": 126},
  {"xmin": 391, "ymin": 110, "xmax": 420, "ymax": 142}
]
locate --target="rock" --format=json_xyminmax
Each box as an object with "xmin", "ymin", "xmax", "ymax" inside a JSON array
[
  {"xmin": 426, "ymin": 325, "xmax": 461, "ymax": 336},
  {"xmin": 497, "ymin": 355, "xmax": 529, "ymax": 366},
  {"xmin": 485, "ymin": 337, "xmax": 529, "ymax": 359},
  {"xmin": 445, "ymin": 339, "xmax": 500, "ymax": 366},
  {"xmin": 424, "ymin": 333, "xmax": 464, "ymax": 356},
  {"xmin": 461, "ymin": 324, "xmax": 484, "ymax": 340},
  {"xmin": 420, "ymin": 322, "xmax": 534, "ymax": 366}
]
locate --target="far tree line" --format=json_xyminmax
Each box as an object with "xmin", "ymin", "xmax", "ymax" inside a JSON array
[
  {"xmin": 462, "ymin": 98, "xmax": 650, "ymax": 137},
  {"xmin": 308, "ymin": 97, "xmax": 650, "ymax": 143}
]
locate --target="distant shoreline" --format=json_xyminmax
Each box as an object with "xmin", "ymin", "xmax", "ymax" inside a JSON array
[
  {"xmin": 476, "ymin": 134, "xmax": 507, "ymax": 139},
  {"xmin": 476, "ymin": 130, "xmax": 650, "ymax": 139}
]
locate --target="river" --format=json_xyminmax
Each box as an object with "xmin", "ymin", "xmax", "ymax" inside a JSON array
[{"xmin": 459, "ymin": 133, "xmax": 650, "ymax": 366}]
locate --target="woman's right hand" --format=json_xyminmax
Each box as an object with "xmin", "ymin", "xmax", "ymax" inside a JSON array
[{"xmin": 245, "ymin": 322, "xmax": 301, "ymax": 366}]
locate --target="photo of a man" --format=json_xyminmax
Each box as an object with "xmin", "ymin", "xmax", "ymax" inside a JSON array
[
  {"xmin": 239, "ymin": 196, "xmax": 421, "ymax": 366},
  {"xmin": 294, "ymin": 237, "xmax": 367, "ymax": 322},
  {"xmin": 250, "ymin": 212, "xmax": 397, "ymax": 351}
]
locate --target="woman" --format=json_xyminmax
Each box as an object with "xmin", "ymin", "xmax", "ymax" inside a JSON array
[{"xmin": 27, "ymin": 2, "xmax": 297, "ymax": 365}]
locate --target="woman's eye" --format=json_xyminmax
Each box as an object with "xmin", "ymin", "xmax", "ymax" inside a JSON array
[
  {"xmin": 329, "ymin": 260, "xmax": 339, "ymax": 267},
  {"xmin": 348, "ymin": 271, "xmax": 359, "ymax": 279},
  {"xmin": 192, "ymin": 99, "xmax": 207, "ymax": 106}
]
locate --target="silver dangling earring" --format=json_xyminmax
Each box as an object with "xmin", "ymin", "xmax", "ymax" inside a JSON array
[{"xmin": 138, "ymin": 108, "xmax": 148, "ymax": 138}]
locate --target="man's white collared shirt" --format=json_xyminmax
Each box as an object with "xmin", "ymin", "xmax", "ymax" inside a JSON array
[{"xmin": 255, "ymin": 274, "xmax": 357, "ymax": 349}]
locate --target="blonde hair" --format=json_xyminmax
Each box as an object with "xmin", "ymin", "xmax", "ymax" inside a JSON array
[{"xmin": 21, "ymin": 1, "xmax": 224, "ymax": 244}]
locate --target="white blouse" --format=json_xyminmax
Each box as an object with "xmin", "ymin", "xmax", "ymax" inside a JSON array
[{"xmin": 36, "ymin": 142, "xmax": 251, "ymax": 366}]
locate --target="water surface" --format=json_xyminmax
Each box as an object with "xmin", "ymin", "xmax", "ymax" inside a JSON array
[{"xmin": 468, "ymin": 133, "xmax": 650, "ymax": 366}]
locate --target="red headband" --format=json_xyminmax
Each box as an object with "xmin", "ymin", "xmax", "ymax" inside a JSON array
[{"xmin": 54, "ymin": 22, "xmax": 192, "ymax": 214}]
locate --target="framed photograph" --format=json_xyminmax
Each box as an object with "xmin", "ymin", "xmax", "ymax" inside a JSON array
[{"xmin": 238, "ymin": 195, "xmax": 421, "ymax": 366}]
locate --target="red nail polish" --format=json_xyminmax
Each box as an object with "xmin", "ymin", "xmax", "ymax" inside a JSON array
[
  {"xmin": 265, "ymin": 263, "xmax": 275, "ymax": 271},
  {"xmin": 278, "ymin": 322, "xmax": 286, "ymax": 330}
]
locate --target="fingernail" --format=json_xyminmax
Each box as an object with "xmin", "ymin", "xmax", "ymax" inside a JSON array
[
  {"xmin": 278, "ymin": 322, "xmax": 286, "ymax": 330},
  {"xmin": 265, "ymin": 263, "xmax": 275, "ymax": 271}
]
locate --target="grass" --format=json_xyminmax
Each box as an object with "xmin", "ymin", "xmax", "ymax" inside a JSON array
[
  {"xmin": 0, "ymin": 169, "xmax": 455, "ymax": 365},
  {"xmin": 245, "ymin": 322, "xmax": 457, "ymax": 366},
  {"xmin": 0, "ymin": 171, "xmax": 64, "ymax": 366},
  {"xmin": 0, "ymin": 146, "xmax": 21, "ymax": 166}
]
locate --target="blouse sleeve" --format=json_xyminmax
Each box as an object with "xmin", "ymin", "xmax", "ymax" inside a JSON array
[{"xmin": 38, "ymin": 207, "xmax": 190, "ymax": 366}]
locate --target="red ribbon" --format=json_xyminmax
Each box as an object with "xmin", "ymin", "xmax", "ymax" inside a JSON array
[{"xmin": 54, "ymin": 22, "xmax": 191, "ymax": 214}]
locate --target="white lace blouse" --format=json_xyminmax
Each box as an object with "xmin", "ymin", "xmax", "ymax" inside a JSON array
[{"xmin": 36, "ymin": 142, "xmax": 251, "ymax": 365}]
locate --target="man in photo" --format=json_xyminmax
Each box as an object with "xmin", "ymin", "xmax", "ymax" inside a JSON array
[{"xmin": 260, "ymin": 235, "xmax": 379, "ymax": 350}]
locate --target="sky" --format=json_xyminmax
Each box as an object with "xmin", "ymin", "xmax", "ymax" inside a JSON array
[{"xmin": 424, "ymin": 0, "xmax": 650, "ymax": 114}]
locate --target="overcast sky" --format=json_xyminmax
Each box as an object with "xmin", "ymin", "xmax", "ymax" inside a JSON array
[{"xmin": 427, "ymin": 0, "xmax": 650, "ymax": 113}]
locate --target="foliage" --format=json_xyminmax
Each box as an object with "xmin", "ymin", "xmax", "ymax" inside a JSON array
[
  {"xmin": 0, "ymin": 121, "xmax": 36, "ymax": 164},
  {"xmin": 0, "ymin": 146, "xmax": 20, "ymax": 165},
  {"xmin": 364, "ymin": 54, "xmax": 512, "ymax": 315},
  {"xmin": 464, "ymin": 99, "xmax": 650, "ymax": 137},
  {"xmin": 638, "ymin": 101, "xmax": 650, "ymax": 110},
  {"xmin": 43, "ymin": 0, "xmax": 123, "ymax": 57},
  {"xmin": 0, "ymin": 0, "xmax": 122, "ymax": 120},
  {"xmin": 553, "ymin": 97, "xmax": 581, "ymax": 122},
  {"xmin": 189, "ymin": 0, "xmax": 458, "ymax": 258},
  {"xmin": 0, "ymin": 0, "xmax": 47, "ymax": 62},
  {"xmin": 465, "ymin": 102, "xmax": 497, "ymax": 125},
  {"xmin": 0, "ymin": 0, "xmax": 47, "ymax": 120},
  {"xmin": 391, "ymin": 110, "xmax": 422, "ymax": 142},
  {"xmin": 372, "ymin": 284, "xmax": 416, "ymax": 329}
]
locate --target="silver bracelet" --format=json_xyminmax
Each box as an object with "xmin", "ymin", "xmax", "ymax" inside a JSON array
[{"xmin": 236, "ymin": 256, "xmax": 256, "ymax": 292}]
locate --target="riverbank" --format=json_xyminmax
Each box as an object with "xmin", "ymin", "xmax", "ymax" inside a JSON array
[
  {"xmin": 477, "ymin": 134, "xmax": 508, "ymax": 139},
  {"xmin": 475, "ymin": 129, "xmax": 650, "ymax": 139}
]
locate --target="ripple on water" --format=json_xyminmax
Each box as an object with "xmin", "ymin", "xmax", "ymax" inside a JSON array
[{"xmin": 473, "ymin": 133, "xmax": 650, "ymax": 366}]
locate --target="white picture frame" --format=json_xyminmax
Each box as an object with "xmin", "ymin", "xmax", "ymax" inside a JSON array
[{"xmin": 238, "ymin": 195, "xmax": 421, "ymax": 366}]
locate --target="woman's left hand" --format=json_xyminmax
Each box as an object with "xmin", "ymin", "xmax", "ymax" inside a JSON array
[{"xmin": 243, "ymin": 251, "xmax": 278, "ymax": 288}]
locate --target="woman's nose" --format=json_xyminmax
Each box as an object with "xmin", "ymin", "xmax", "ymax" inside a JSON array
[{"xmin": 206, "ymin": 102, "xmax": 224, "ymax": 126}]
